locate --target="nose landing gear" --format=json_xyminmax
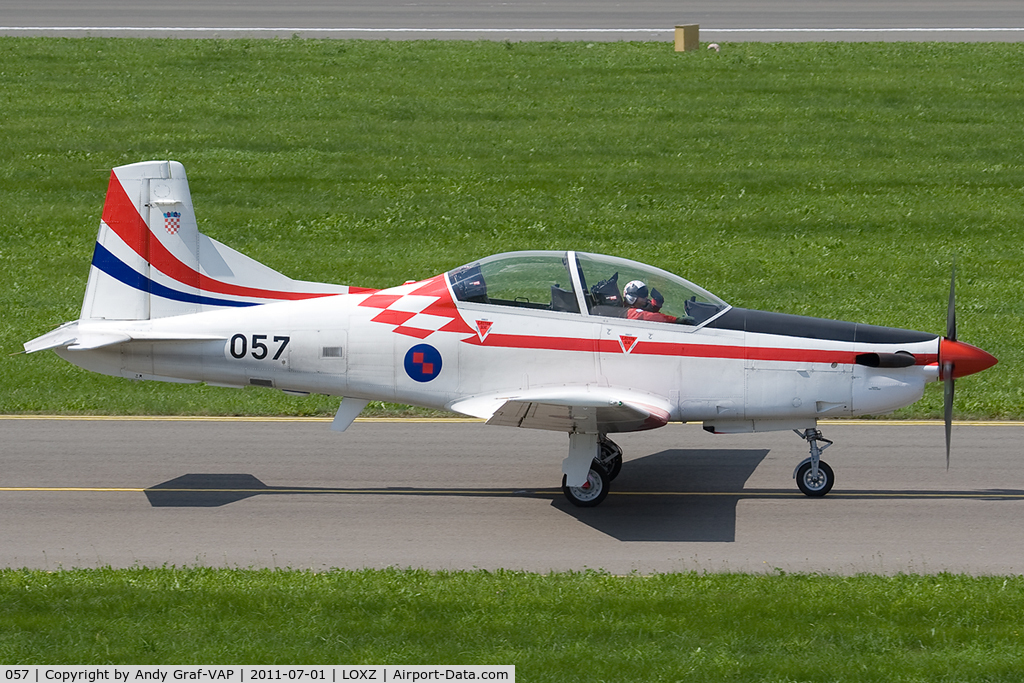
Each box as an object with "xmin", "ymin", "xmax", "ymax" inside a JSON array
[{"xmin": 793, "ymin": 428, "xmax": 834, "ymax": 497}]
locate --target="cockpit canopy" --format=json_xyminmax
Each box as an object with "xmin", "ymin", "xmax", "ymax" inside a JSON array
[{"xmin": 447, "ymin": 251, "xmax": 728, "ymax": 326}]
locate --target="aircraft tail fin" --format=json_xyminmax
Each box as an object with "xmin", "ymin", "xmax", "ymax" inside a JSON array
[{"xmin": 80, "ymin": 160, "xmax": 352, "ymax": 321}]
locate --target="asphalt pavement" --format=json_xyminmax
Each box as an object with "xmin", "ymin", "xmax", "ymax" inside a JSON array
[
  {"xmin": 2, "ymin": 418, "xmax": 1022, "ymax": 574},
  {"xmin": 1, "ymin": 0, "xmax": 1021, "ymax": 40}
]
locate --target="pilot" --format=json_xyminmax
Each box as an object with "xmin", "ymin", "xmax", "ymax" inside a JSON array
[{"xmin": 623, "ymin": 280, "xmax": 693, "ymax": 324}]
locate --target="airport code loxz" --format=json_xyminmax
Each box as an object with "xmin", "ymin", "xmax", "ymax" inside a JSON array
[{"xmin": 2, "ymin": 668, "xmax": 513, "ymax": 683}]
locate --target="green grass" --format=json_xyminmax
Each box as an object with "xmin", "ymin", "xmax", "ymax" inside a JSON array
[
  {"xmin": 2, "ymin": 568, "xmax": 1024, "ymax": 680},
  {"xmin": 2, "ymin": 39, "xmax": 1022, "ymax": 417}
]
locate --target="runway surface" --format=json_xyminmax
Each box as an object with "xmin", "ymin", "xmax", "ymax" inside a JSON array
[
  {"xmin": 2, "ymin": 0, "xmax": 1022, "ymax": 41},
  {"xmin": 2, "ymin": 418, "xmax": 1023, "ymax": 574}
]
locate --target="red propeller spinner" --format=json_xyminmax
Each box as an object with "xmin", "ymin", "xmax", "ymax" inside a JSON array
[{"xmin": 939, "ymin": 338, "xmax": 998, "ymax": 379}]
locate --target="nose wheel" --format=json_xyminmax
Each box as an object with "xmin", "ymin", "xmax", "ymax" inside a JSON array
[
  {"xmin": 795, "ymin": 459, "xmax": 834, "ymax": 496},
  {"xmin": 793, "ymin": 428, "xmax": 835, "ymax": 497}
]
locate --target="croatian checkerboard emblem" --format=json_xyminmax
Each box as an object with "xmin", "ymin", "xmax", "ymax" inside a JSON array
[
  {"xmin": 404, "ymin": 344, "xmax": 443, "ymax": 382},
  {"xmin": 359, "ymin": 275, "xmax": 474, "ymax": 340},
  {"xmin": 164, "ymin": 211, "xmax": 182, "ymax": 235}
]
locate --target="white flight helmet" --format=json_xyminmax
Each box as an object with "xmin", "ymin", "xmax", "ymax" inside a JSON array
[{"xmin": 623, "ymin": 280, "xmax": 649, "ymax": 305}]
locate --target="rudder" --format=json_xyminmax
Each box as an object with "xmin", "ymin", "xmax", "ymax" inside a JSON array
[{"xmin": 80, "ymin": 160, "xmax": 349, "ymax": 321}]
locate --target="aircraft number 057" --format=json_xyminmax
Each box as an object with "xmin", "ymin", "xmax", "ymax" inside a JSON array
[{"xmin": 229, "ymin": 334, "xmax": 290, "ymax": 361}]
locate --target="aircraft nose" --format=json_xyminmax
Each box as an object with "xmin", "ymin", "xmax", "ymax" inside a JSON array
[{"xmin": 939, "ymin": 338, "xmax": 998, "ymax": 379}]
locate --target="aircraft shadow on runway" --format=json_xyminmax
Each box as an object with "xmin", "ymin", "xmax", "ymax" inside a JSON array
[
  {"xmin": 142, "ymin": 450, "xmax": 1024, "ymax": 544},
  {"xmin": 143, "ymin": 448, "xmax": 770, "ymax": 543},
  {"xmin": 552, "ymin": 449, "xmax": 771, "ymax": 542},
  {"xmin": 142, "ymin": 473, "xmax": 567, "ymax": 507}
]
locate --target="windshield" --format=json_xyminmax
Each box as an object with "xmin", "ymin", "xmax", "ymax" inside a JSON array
[
  {"xmin": 447, "ymin": 250, "xmax": 728, "ymax": 325},
  {"xmin": 448, "ymin": 252, "xmax": 579, "ymax": 313},
  {"xmin": 576, "ymin": 252, "xmax": 727, "ymax": 325}
]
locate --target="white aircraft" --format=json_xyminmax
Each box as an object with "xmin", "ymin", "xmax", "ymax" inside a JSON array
[{"xmin": 25, "ymin": 161, "xmax": 998, "ymax": 506}]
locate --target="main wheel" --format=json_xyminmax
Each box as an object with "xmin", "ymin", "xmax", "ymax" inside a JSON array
[
  {"xmin": 562, "ymin": 467, "xmax": 610, "ymax": 507},
  {"xmin": 796, "ymin": 460, "xmax": 834, "ymax": 497},
  {"xmin": 597, "ymin": 454, "xmax": 623, "ymax": 481},
  {"xmin": 597, "ymin": 438, "xmax": 623, "ymax": 481}
]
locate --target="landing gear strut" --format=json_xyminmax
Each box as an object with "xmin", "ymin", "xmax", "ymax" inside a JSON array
[
  {"xmin": 793, "ymin": 428, "xmax": 834, "ymax": 497},
  {"xmin": 595, "ymin": 436, "xmax": 623, "ymax": 481},
  {"xmin": 562, "ymin": 435, "xmax": 621, "ymax": 507}
]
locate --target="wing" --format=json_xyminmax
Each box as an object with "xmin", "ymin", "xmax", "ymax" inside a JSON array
[{"xmin": 450, "ymin": 387, "xmax": 672, "ymax": 434}]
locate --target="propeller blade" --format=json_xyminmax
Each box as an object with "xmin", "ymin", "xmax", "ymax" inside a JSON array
[
  {"xmin": 943, "ymin": 261, "xmax": 956, "ymax": 470},
  {"xmin": 947, "ymin": 262, "xmax": 957, "ymax": 342},
  {"xmin": 943, "ymin": 364, "xmax": 954, "ymax": 471}
]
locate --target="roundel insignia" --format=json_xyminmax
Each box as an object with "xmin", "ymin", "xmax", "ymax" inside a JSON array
[{"xmin": 404, "ymin": 344, "xmax": 443, "ymax": 382}]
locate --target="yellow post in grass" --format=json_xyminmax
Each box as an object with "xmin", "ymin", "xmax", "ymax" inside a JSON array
[{"xmin": 674, "ymin": 24, "xmax": 699, "ymax": 52}]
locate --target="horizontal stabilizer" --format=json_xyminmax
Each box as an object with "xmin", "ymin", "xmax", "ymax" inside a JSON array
[
  {"xmin": 24, "ymin": 321, "xmax": 227, "ymax": 353},
  {"xmin": 66, "ymin": 332, "xmax": 132, "ymax": 350},
  {"xmin": 23, "ymin": 323, "xmax": 82, "ymax": 353},
  {"xmin": 23, "ymin": 327, "xmax": 129, "ymax": 352},
  {"xmin": 120, "ymin": 331, "xmax": 228, "ymax": 344}
]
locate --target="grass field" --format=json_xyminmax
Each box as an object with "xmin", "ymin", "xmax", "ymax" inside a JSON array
[
  {"xmin": 2, "ymin": 39, "xmax": 1024, "ymax": 677},
  {"xmin": 1, "ymin": 39, "xmax": 1022, "ymax": 417},
  {"xmin": 2, "ymin": 568, "xmax": 1024, "ymax": 680}
]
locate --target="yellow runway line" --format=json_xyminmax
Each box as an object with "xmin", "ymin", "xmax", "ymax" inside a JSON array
[
  {"xmin": 4, "ymin": 487, "xmax": 1024, "ymax": 500},
  {"xmin": 1, "ymin": 487, "xmax": 146, "ymax": 492}
]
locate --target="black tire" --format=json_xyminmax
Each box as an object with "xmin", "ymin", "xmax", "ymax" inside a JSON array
[
  {"xmin": 598, "ymin": 437, "xmax": 623, "ymax": 481},
  {"xmin": 562, "ymin": 467, "xmax": 610, "ymax": 507},
  {"xmin": 796, "ymin": 460, "xmax": 834, "ymax": 497},
  {"xmin": 598, "ymin": 454, "xmax": 623, "ymax": 481}
]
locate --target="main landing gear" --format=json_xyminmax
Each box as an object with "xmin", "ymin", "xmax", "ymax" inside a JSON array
[
  {"xmin": 561, "ymin": 436, "xmax": 622, "ymax": 507},
  {"xmin": 793, "ymin": 428, "xmax": 834, "ymax": 497},
  {"xmin": 560, "ymin": 430, "xmax": 837, "ymax": 506}
]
